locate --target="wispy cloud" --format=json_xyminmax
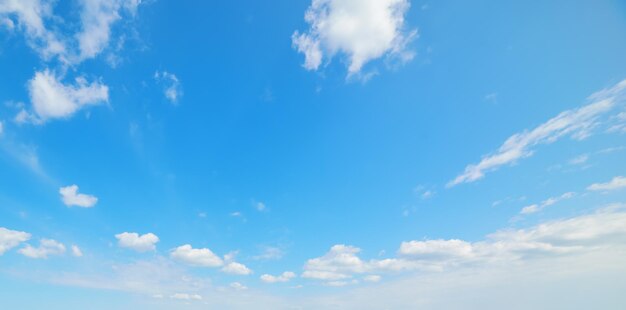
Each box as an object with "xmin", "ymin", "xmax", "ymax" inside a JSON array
[
  {"xmin": 587, "ymin": 176, "xmax": 626, "ymax": 192},
  {"xmin": 448, "ymin": 79, "xmax": 626, "ymax": 187}
]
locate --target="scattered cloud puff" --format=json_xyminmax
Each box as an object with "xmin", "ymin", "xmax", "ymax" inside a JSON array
[
  {"xmin": 229, "ymin": 282, "xmax": 248, "ymax": 291},
  {"xmin": 71, "ymin": 245, "xmax": 83, "ymax": 257},
  {"xmin": 0, "ymin": 227, "xmax": 31, "ymax": 255},
  {"xmin": 115, "ymin": 232, "xmax": 159, "ymax": 252},
  {"xmin": 170, "ymin": 244, "xmax": 224, "ymax": 267},
  {"xmin": 59, "ymin": 184, "xmax": 98, "ymax": 208},
  {"xmin": 221, "ymin": 262, "xmax": 253, "ymax": 275},
  {"xmin": 448, "ymin": 79, "xmax": 626, "ymax": 187},
  {"xmin": 22, "ymin": 70, "xmax": 109, "ymax": 123},
  {"xmin": 260, "ymin": 271, "xmax": 296, "ymax": 283},
  {"xmin": 0, "ymin": 0, "xmax": 143, "ymax": 63},
  {"xmin": 587, "ymin": 176, "xmax": 626, "ymax": 192},
  {"xmin": 255, "ymin": 201, "xmax": 266, "ymax": 212},
  {"xmin": 253, "ymin": 246, "xmax": 284, "ymax": 260},
  {"xmin": 19, "ymin": 238, "xmax": 66, "ymax": 259},
  {"xmin": 302, "ymin": 206, "xmax": 626, "ymax": 283},
  {"xmin": 292, "ymin": 0, "xmax": 417, "ymax": 77},
  {"xmin": 170, "ymin": 293, "xmax": 202, "ymax": 301},
  {"xmin": 520, "ymin": 192, "xmax": 576, "ymax": 215},
  {"xmin": 154, "ymin": 71, "xmax": 182, "ymax": 104}
]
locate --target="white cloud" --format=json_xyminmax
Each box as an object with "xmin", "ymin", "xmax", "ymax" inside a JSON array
[
  {"xmin": 0, "ymin": 227, "xmax": 31, "ymax": 255},
  {"xmin": 170, "ymin": 244, "xmax": 224, "ymax": 267},
  {"xmin": 292, "ymin": 0, "xmax": 417, "ymax": 76},
  {"xmin": 27, "ymin": 70, "xmax": 109, "ymax": 122},
  {"xmin": 115, "ymin": 232, "xmax": 159, "ymax": 252},
  {"xmin": 154, "ymin": 71, "xmax": 182, "ymax": 104},
  {"xmin": 75, "ymin": 0, "xmax": 139, "ymax": 61},
  {"xmin": 0, "ymin": 120, "xmax": 3, "ymax": 136},
  {"xmin": 568, "ymin": 154, "xmax": 589, "ymax": 165},
  {"xmin": 170, "ymin": 293, "xmax": 202, "ymax": 301},
  {"xmin": 253, "ymin": 246, "xmax": 284, "ymax": 260},
  {"xmin": 587, "ymin": 176, "xmax": 626, "ymax": 192},
  {"xmin": 71, "ymin": 244, "xmax": 83, "ymax": 257},
  {"xmin": 59, "ymin": 184, "xmax": 98, "ymax": 208},
  {"xmin": 0, "ymin": 0, "xmax": 66, "ymax": 60},
  {"xmin": 363, "ymin": 275, "xmax": 381, "ymax": 282},
  {"xmin": 302, "ymin": 206, "xmax": 626, "ymax": 283},
  {"xmin": 260, "ymin": 271, "xmax": 296, "ymax": 283},
  {"xmin": 19, "ymin": 238, "xmax": 66, "ymax": 258},
  {"xmin": 448, "ymin": 79, "xmax": 626, "ymax": 187},
  {"xmin": 255, "ymin": 201, "xmax": 266, "ymax": 212},
  {"xmin": 229, "ymin": 282, "xmax": 248, "ymax": 291},
  {"xmin": 520, "ymin": 192, "xmax": 576, "ymax": 215},
  {"xmin": 302, "ymin": 245, "xmax": 368, "ymax": 280},
  {"xmin": 221, "ymin": 262, "xmax": 253, "ymax": 275}
]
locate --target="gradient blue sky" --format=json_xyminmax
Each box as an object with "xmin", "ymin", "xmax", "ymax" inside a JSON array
[{"xmin": 1, "ymin": 0, "xmax": 626, "ymax": 309}]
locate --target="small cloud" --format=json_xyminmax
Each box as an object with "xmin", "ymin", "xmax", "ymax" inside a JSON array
[
  {"xmin": 568, "ymin": 154, "xmax": 589, "ymax": 165},
  {"xmin": 154, "ymin": 71, "xmax": 182, "ymax": 104},
  {"xmin": 221, "ymin": 262, "xmax": 253, "ymax": 275},
  {"xmin": 587, "ymin": 176, "xmax": 626, "ymax": 192},
  {"xmin": 115, "ymin": 232, "xmax": 159, "ymax": 252},
  {"xmin": 18, "ymin": 239, "xmax": 66, "ymax": 259},
  {"xmin": 253, "ymin": 246, "xmax": 284, "ymax": 260},
  {"xmin": 170, "ymin": 244, "xmax": 223, "ymax": 267},
  {"xmin": 254, "ymin": 201, "xmax": 266, "ymax": 212},
  {"xmin": 230, "ymin": 211, "xmax": 242, "ymax": 217},
  {"xmin": 71, "ymin": 245, "xmax": 83, "ymax": 257},
  {"xmin": 484, "ymin": 92, "xmax": 498, "ymax": 104},
  {"xmin": 0, "ymin": 227, "xmax": 31, "ymax": 255},
  {"xmin": 260, "ymin": 271, "xmax": 296, "ymax": 283},
  {"xmin": 59, "ymin": 185, "xmax": 98, "ymax": 208},
  {"xmin": 170, "ymin": 293, "xmax": 202, "ymax": 301},
  {"xmin": 230, "ymin": 282, "xmax": 248, "ymax": 290}
]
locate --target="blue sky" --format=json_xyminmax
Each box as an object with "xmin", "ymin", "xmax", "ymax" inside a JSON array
[{"xmin": 1, "ymin": 0, "xmax": 626, "ymax": 309}]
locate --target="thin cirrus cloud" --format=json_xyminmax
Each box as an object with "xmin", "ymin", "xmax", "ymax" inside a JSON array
[
  {"xmin": 448, "ymin": 79, "xmax": 626, "ymax": 187},
  {"xmin": 0, "ymin": 227, "xmax": 31, "ymax": 255},
  {"xmin": 520, "ymin": 192, "xmax": 576, "ymax": 215},
  {"xmin": 587, "ymin": 176, "xmax": 626, "ymax": 192},
  {"xmin": 59, "ymin": 184, "xmax": 98, "ymax": 208},
  {"xmin": 18, "ymin": 238, "xmax": 66, "ymax": 259},
  {"xmin": 115, "ymin": 232, "xmax": 159, "ymax": 252},
  {"xmin": 292, "ymin": 0, "xmax": 417, "ymax": 77}
]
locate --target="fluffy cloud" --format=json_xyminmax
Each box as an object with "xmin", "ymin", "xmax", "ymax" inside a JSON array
[
  {"xmin": 19, "ymin": 238, "xmax": 66, "ymax": 258},
  {"xmin": 303, "ymin": 206, "xmax": 626, "ymax": 283},
  {"xmin": 59, "ymin": 184, "xmax": 98, "ymax": 208},
  {"xmin": 154, "ymin": 71, "xmax": 182, "ymax": 104},
  {"xmin": 520, "ymin": 192, "xmax": 576, "ymax": 215},
  {"xmin": 292, "ymin": 0, "xmax": 416, "ymax": 76},
  {"xmin": 302, "ymin": 245, "xmax": 368, "ymax": 280},
  {"xmin": 448, "ymin": 79, "xmax": 626, "ymax": 187},
  {"xmin": 260, "ymin": 271, "xmax": 296, "ymax": 283},
  {"xmin": 26, "ymin": 70, "xmax": 109, "ymax": 122},
  {"xmin": 221, "ymin": 262, "xmax": 253, "ymax": 275},
  {"xmin": 587, "ymin": 176, "xmax": 626, "ymax": 192},
  {"xmin": 170, "ymin": 244, "xmax": 224, "ymax": 267},
  {"xmin": 115, "ymin": 232, "xmax": 159, "ymax": 252},
  {"xmin": 0, "ymin": 227, "xmax": 31, "ymax": 255}
]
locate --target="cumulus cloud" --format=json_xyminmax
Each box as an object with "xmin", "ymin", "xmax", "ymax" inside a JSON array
[
  {"xmin": 448, "ymin": 79, "xmax": 626, "ymax": 187},
  {"xmin": 154, "ymin": 71, "xmax": 182, "ymax": 104},
  {"xmin": 229, "ymin": 282, "xmax": 248, "ymax": 291},
  {"xmin": 302, "ymin": 206, "xmax": 626, "ymax": 283},
  {"xmin": 19, "ymin": 238, "xmax": 66, "ymax": 258},
  {"xmin": 170, "ymin": 244, "xmax": 224, "ymax": 267},
  {"xmin": 221, "ymin": 262, "xmax": 253, "ymax": 275},
  {"xmin": 520, "ymin": 192, "xmax": 576, "ymax": 215},
  {"xmin": 587, "ymin": 176, "xmax": 626, "ymax": 192},
  {"xmin": 26, "ymin": 70, "xmax": 109, "ymax": 123},
  {"xmin": 292, "ymin": 0, "xmax": 417, "ymax": 77},
  {"xmin": 0, "ymin": 227, "xmax": 31, "ymax": 255},
  {"xmin": 260, "ymin": 271, "xmax": 296, "ymax": 283},
  {"xmin": 59, "ymin": 184, "xmax": 98, "ymax": 208},
  {"xmin": 115, "ymin": 232, "xmax": 159, "ymax": 252}
]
